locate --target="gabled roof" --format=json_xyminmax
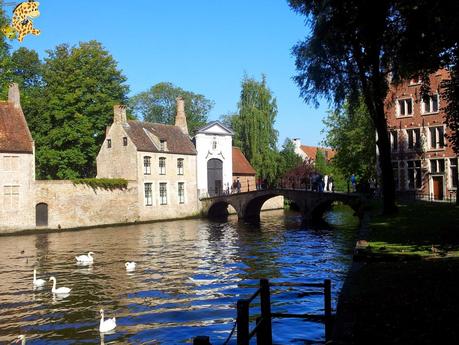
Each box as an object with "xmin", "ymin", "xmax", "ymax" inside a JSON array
[
  {"xmin": 195, "ymin": 121, "xmax": 234, "ymax": 136},
  {"xmin": 232, "ymin": 147, "xmax": 256, "ymax": 175},
  {"xmin": 124, "ymin": 120, "xmax": 197, "ymax": 155},
  {"xmin": 300, "ymin": 145, "xmax": 336, "ymax": 161},
  {"xmin": 0, "ymin": 102, "xmax": 33, "ymax": 154}
]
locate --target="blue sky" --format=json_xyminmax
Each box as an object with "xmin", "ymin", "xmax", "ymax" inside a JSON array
[{"xmin": 9, "ymin": 0, "xmax": 329, "ymax": 147}]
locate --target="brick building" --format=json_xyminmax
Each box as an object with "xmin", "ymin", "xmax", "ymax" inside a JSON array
[{"xmin": 385, "ymin": 69, "xmax": 458, "ymax": 200}]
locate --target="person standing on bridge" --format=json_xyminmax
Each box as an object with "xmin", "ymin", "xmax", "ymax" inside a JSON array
[{"xmin": 236, "ymin": 177, "xmax": 241, "ymax": 193}]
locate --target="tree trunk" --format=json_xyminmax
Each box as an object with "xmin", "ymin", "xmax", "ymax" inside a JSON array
[{"xmin": 373, "ymin": 104, "xmax": 398, "ymax": 214}]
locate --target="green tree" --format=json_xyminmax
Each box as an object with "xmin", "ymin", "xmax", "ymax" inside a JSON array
[
  {"xmin": 234, "ymin": 75, "xmax": 279, "ymax": 184},
  {"xmin": 289, "ymin": 0, "xmax": 398, "ymax": 213},
  {"xmin": 36, "ymin": 41, "xmax": 129, "ymax": 179},
  {"xmin": 0, "ymin": 7, "xmax": 12, "ymax": 97},
  {"xmin": 129, "ymin": 82, "xmax": 213, "ymax": 135},
  {"xmin": 279, "ymin": 138, "xmax": 303, "ymax": 177},
  {"xmin": 322, "ymin": 99, "xmax": 376, "ymax": 182}
]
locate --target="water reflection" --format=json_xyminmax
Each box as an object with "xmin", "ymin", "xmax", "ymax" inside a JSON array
[{"xmin": 0, "ymin": 207, "xmax": 358, "ymax": 344}]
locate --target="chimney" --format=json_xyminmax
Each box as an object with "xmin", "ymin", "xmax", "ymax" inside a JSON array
[
  {"xmin": 113, "ymin": 104, "xmax": 127, "ymax": 124},
  {"xmin": 8, "ymin": 83, "xmax": 21, "ymax": 109},
  {"xmin": 175, "ymin": 96, "xmax": 189, "ymax": 135}
]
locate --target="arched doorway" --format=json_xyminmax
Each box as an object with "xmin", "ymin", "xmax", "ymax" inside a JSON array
[
  {"xmin": 207, "ymin": 158, "xmax": 223, "ymax": 196},
  {"xmin": 36, "ymin": 203, "xmax": 48, "ymax": 227}
]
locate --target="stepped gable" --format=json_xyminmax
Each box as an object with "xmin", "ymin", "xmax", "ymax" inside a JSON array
[
  {"xmin": 0, "ymin": 102, "xmax": 33, "ymax": 153},
  {"xmin": 124, "ymin": 120, "xmax": 197, "ymax": 155},
  {"xmin": 232, "ymin": 147, "xmax": 256, "ymax": 175}
]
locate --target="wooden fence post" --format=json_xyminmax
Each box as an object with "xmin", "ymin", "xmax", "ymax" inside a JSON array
[
  {"xmin": 237, "ymin": 299, "xmax": 250, "ymax": 345},
  {"xmin": 324, "ymin": 279, "xmax": 332, "ymax": 341},
  {"xmin": 258, "ymin": 278, "xmax": 273, "ymax": 345}
]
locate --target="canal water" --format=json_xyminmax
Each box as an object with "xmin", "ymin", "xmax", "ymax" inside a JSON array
[{"xmin": 0, "ymin": 207, "xmax": 358, "ymax": 344}]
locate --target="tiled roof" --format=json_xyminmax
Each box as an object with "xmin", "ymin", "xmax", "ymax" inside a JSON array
[
  {"xmin": 300, "ymin": 145, "xmax": 336, "ymax": 161},
  {"xmin": 0, "ymin": 102, "xmax": 33, "ymax": 154},
  {"xmin": 232, "ymin": 147, "xmax": 256, "ymax": 175},
  {"xmin": 124, "ymin": 120, "xmax": 197, "ymax": 155}
]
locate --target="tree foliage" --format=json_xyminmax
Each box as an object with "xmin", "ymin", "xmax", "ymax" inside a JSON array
[
  {"xmin": 129, "ymin": 82, "xmax": 213, "ymax": 135},
  {"xmin": 278, "ymin": 138, "xmax": 303, "ymax": 177},
  {"xmin": 233, "ymin": 75, "xmax": 279, "ymax": 184},
  {"xmin": 0, "ymin": 8, "xmax": 12, "ymax": 98},
  {"xmin": 323, "ymin": 99, "xmax": 376, "ymax": 181},
  {"xmin": 34, "ymin": 41, "xmax": 129, "ymax": 179}
]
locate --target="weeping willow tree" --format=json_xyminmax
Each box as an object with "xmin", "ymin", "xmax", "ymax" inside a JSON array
[
  {"xmin": 0, "ymin": 7, "xmax": 13, "ymax": 97},
  {"xmin": 232, "ymin": 75, "xmax": 279, "ymax": 184}
]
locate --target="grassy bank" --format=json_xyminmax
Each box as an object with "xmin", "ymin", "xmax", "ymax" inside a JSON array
[{"xmin": 333, "ymin": 201, "xmax": 459, "ymax": 344}]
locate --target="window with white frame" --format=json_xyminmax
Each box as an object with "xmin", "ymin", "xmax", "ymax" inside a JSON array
[
  {"xmin": 160, "ymin": 140, "xmax": 167, "ymax": 151},
  {"xmin": 407, "ymin": 160, "xmax": 422, "ymax": 189},
  {"xmin": 2, "ymin": 156, "xmax": 19, "ymax": 171},
  {"xmin": 144, "ymin": 183, "xmax": 152, "ymax": 206},
  {"xmin": 178, "ymin": 182, "xmax": 185, "ymax": 204},
  {"xmin": 390, "ymin": 131, "xmax": 398, "ymax": 151},
  {"xmin": 107, "ymin": 139, "xmax": 111, "ymax": 148},
  {"xmin": 159, "ymin": 157, "xmax": 166, "ymax": 175},
  {"xmin": 144, "ymin": 156, "xmax": 151, "ymax": 175},
  {"xmin": 159, "ymin": 183, "xmax": 167, "ymax": 205},
  {"xmin": 212, "ymin": 137, "xmax": 217, "ymax": 150},
  {"xmin": 407, "ymin": 128, "xmax": 421, "ymax": 149},
  {"xmin": 177, "ymin": 158, "xmax": 184, "ymax": 175},
  {"xmin": 430, "ymin": 159, "xmax": 445, "ymax": 173},
  {"xmin": 429, "ymin": 126, "xmax": 445, "ymax": 149},
  {"xmin": 3, "ymin": 185, "xmax": 19, "ymax": 208},
  {"xmin": 450, "ymin": 158, "xmax": 458, "ymax": 189},
  {"xmin": 422, "ymin": 94, "xmax": 439, "ymax": 114},
  {"xmin": 392, "ymin": 161, "xmax": 399, "ymax": 190},
  {"xmin": 397, "ymin": 98, "xmax": 413, "ymax": 116}
]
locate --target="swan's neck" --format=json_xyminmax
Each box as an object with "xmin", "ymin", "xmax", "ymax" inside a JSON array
[
  {"xmin": 51, "ymin": 279, "xmax": 56, "ymax": 291},
  {"xmin": 88, "ymin": 252, "xmax": 93, "ymax": 259},
  {"xmin": 22, "ymin": 338, "xmax": 26, "ymax": 345},
  {"xmin": 100, "ymin": 313, "xmax": 104, "ymax": 323},
  {"xmin": 33, "ymin": 270, "xmax": 36, "ymax": 281}
]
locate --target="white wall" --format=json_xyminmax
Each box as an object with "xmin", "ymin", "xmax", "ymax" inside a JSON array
[{"xmin": 195, "ymin": 131, "xmax": 233, "ymax": 197}]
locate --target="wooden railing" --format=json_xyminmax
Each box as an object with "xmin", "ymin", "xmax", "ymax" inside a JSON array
[{"xmin": 194, "ymin": 278, "xmax": 333, "ymax": 345}]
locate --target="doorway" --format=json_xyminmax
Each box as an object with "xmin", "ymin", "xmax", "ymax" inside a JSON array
[
  {"xmin": 207, "ymin": 159, "xmax": 223, "ymax": 196},
  {"xmin": 36, "ymin": 203, "xmax": 48, "ymax": 227},
  {"xmin": 432, "ymin": 176, "xmax": 444, "ymax": 200}
]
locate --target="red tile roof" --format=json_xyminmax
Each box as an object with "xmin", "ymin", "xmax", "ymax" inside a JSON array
[
  {"xmin": 124, "ymin": 120, "xmax": 197, "ymax": 155},
  {"xmin": 0, "ymin": 102, "xmax": 33, "ymax": 154},
  {"xmin": 300, "ymin": 145, "xmax": 336, "ymax": 161},
  {"xmin": 232, "ymin": 147, "xmax": 256, "ymax": 175}
]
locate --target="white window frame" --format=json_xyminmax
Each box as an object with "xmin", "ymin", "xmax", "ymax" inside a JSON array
[
  {"xmin": 144, "ymin": 156, "xmax": 151, "ymax": 175},
  {"xmin": 177, "ymin": 158, "xmax": 184, "ymax": 175},
  {"xmin": 406, "ymin": 128, "xmax": 421, "ymax": 150},
  {"xmin": 159, "ymin": 157, "xmax": 166, "ymax": 175},
  {"xmin": 406, "ymin": 160, "xmax": 422, "ymax": 190},
  {"xmin": 159, "ymin": 182, "xmax": 167, "ymax": 205},
  {"xmin": 449, "ymin": 158, "xmax": 458, "ymax": 190},
  {"xmin": 144, "ymin": 183, "xmax": 152, "ymax": 206},
  {"xmin": 2, "ymin": 155, "xmax": 19, "ymax": 172},
  {"xmin": 430, "ymin": 159, "xmax": 445, "ymax": 174},
  {"xmin": 396, "ymin": 98, "xmax": 414, "ymax": 117},
  {"xmin": 178, "ymin": 182, "xmax": 185, "ymax": 204},
  {"xmin": 428, "ymin": 126, "xmax": 445, "ymax": 150},
  {"xmin": 3, "ymin": 185, "xmax": 19, "ymax": 208},
  {"xmin": 421, "ymin": 94, "xmax": 440, "ymax": 114}
]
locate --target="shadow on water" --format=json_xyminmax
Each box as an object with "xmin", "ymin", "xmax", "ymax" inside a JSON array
[{"xmin": 0, "ymin": 206, "xmax": 359, "ymax": 344}]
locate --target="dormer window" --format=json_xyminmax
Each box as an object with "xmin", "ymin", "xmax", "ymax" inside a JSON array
[
  {"xmin": 107, "ymin": 139, "xmax": 112, "ymax": 148},
  {"xmin": 123, "ymin": 137, "xmax": 128, "ymax": 146},
  {"xmin": 160, "ymin": 140, "xmax": 167, "ymax": 151}
]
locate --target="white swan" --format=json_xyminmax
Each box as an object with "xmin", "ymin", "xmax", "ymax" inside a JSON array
[
  {"xmin": 33, "ymin": 269, "xmax": 46, "ymax": 287},
  {"xmin": 99, "ymin": 309, "xmax": 116, "ymax": 333},
  {"xmin": 49, "ymin": 276, "xmax": 71, "ymax": 294},
  {"xmin": 125, "ymin": 262, "xmax": 136, "ymax": 271},
  {"xmin": 75, "ymin": 251, "xmax": 94, "ymax": 263},
  {"xmin": 17, "ymin": 335, "xmax": 26, "ymax": 344}
]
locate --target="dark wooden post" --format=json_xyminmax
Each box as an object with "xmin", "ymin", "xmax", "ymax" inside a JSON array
[
  {"xmin": 237, "ymin": 299, "xmax": 250, "ymax": 345},
  {"xmin": 258, "ymin": 279, "xmax": 273, "ymax": 345},
  {"xmin": 324, "ymin": 279, "xmax": 332, "ymax": 341},
  {"xmin": 193, "ymin": 336, "xmax": 211, "ymax": 345}
]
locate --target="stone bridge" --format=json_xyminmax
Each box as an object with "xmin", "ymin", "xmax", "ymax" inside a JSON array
[{"xmin": 200, "ymin": 189, "xmax": 366, "ymax": 222}]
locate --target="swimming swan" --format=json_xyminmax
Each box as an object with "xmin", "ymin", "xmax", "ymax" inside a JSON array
[
  {"xmin": 16, "ymin": 335, "xmax": 26, "ymax": 344},
  {"xmin": 75, "ymin": 251, "xmax": 94, "ymax": 263},
  {"xmin": 125, "ymin": 262, "xmax": 136, "ymax": 271},
  {"xmin": 99, "ymin": 309, "xmax": 116, "ymax": 333},
  {"xmin": 33, "ymin": 269, "xmax": 46, "ymax": 287},
  {"xmin": 49, "ymin": 276, "xmax": 71, "ymax": 294}
]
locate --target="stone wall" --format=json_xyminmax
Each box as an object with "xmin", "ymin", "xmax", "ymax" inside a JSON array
[{"xmin": 34, "ymin": 180, "xmax": 139, "ymax": 230}]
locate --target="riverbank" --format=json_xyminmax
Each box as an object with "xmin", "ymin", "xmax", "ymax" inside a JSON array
[{"xmin": 332, "ymin": 201, "xmax": 459, "ymax": 344}]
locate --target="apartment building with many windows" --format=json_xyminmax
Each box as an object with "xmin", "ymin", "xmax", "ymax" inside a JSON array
[{"xmin": 385, "ymin": 69, "xmax": 458, "ymax": 200}]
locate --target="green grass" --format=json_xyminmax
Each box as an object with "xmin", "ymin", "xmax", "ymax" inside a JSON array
[
  {"xmin": 71, "ymin": 178, "xmax": 128, "ymax": 191},
  {"xmin": 367, "ymin": 201, "xmax": 459, "ymax": 256}
]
